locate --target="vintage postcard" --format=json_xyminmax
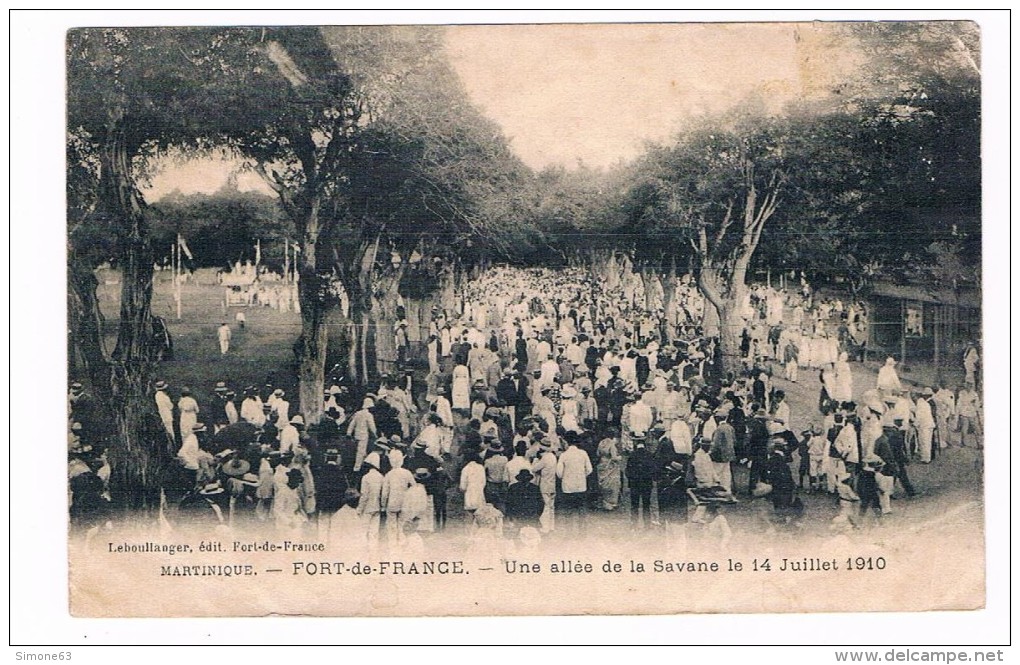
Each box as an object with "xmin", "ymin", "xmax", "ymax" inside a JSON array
[{"xmin": 65, "ymin": 21, "xmax": 984, "ymax": 618}]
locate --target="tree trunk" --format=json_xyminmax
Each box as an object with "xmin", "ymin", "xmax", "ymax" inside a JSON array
[
  {"xmin": 371, "ymin": 264, "xmax": 407, "ymax": 377},
  {"xmin": 296, "ymin": 265, "xmax": 328, "ymax": 423},
  {"xmin": 360, "ymin": 313, "xmax": 370, "ymax": 384},
  {"xmin": 661, "ymin": 260, "xmax": 678, "ymax": 344},
  {"xmin": 439, "ymin": 265, "xmax": 457, "ymax": 315},
  {"xmin": 717, "ymin": 302, "xmax": 746, "ymax": 376},
  {"xmin": 100, "ymin": 128, "xmax": 170, "ymax": 512},
  {"xmin": 641, "ymin": 265, "xmax": 655, "ymax": 312},
  {"xmin": 68, "ymin": 258, "xmax": 110, "ymax": 397},
  {"xmin": 347, "ymin": 316, "xmax": 360, "ymax": 385},
  {"xmin": 108, "ymin": 363, "xmax": 172, "ymax": 511}
]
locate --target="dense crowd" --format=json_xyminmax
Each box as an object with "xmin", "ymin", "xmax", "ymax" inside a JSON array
[{"xmin": 68, "ymin": 265, "xmax": 983, "ymax": 556}]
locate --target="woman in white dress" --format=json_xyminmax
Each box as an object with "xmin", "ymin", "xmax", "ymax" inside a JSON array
[
  {"xmin": 559, "ymin": 385, "xmax": 581, "ymax": 433},
  {"xmin": 178, "ymin": 388, "xmax": 200, "ymax": 437},
  {"xmin": 451, "ymin": 363, "xmax": 471, "ymax": 411},
  {"xmin": 833, "ymin": 352, "xmax": 854, "ymax": 403}
]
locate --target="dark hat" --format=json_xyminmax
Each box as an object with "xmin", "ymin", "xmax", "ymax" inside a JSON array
[
  {"xmin": 222, "ymin": 458, "xmax": 250, "ymax": 477},
  {"xmin": 515, "ymin": 469, "xmax": 534, "ymax": 483},
  {"xmin": 286, "ymin": 468, "xmax": 304, "ymax": 483}
]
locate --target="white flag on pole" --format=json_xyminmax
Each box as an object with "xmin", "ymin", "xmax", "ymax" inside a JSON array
[{"xmin": 177, "ymin": 234, "xmax": 193, "ymax": 261}]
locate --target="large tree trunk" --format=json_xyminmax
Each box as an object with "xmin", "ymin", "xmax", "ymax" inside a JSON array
[
  {"xmin": 347, "ymin": 313, "xmax": 361, "ymax": 385},
  {"xmin": 296, "ymin": 264, "xmax": 328, "ymax": 423},
  {"xmin": 439, "ymin": 265, "xmax": 457, "ymax": 315},
  {"xmin": 661, "ymin": 260, "xmax": 678, "ymax": 344},
  {"xmin": 697, "ymin": 265, "xmax": 738, "ymax": 377},
  {"xmin": 641, "ymin": 265, "xmax": 656, "ymax": 312},
  {"xmin": 691, "ymin": 165, "xmax": 780, "ymax": 377},
  {"xmin": 371, "ymin": 264, "xmax": 407, "ymax": 377},
  {"xmin": 68, "ymin": 257, "xmax": 110, "ymax": 397},
  {"xmin": 101, "ymin": 129, "xmax": 170, "ymax": 512}
]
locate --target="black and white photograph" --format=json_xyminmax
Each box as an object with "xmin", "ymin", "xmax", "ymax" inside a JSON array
[{"xmin": 8, "ymin": 9, "xmax": 1011, "ymax": 650}]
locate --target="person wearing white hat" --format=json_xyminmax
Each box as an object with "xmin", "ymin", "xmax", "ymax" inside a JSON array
[
  {"xmin": 357, "ymin": 456, "xmax": 384, "ymax": 553},
  {"xmin": 451, "ymin": 363, "xmax": 471, "ymax": 411},
  {"xmin": 154, "ymin": 380, "xmax": 174, "ymax": 440},
  {"xmin": 271, "ymin": 389, "xmax": 290, "ymax": 428},
  {"xmin": 382, "ymin": 457, "xmax": 416, "ymax": 546},
  {"xmin": 628, "ymin": 391, "xmax": 653, "ymax": 440},
  {"xmin": 914, "ymin": 388, "xmax": 936, "ymax": 463},
  {"xmin": 236, "ymin": 387, "xmax": 261, "ymax": 427},
  {"xmin": 876, "ymin": 357, "xmax": 903, "ymax": 394},
  {"xmin": 217, "ymin": 321, "xmax": 232, "ymax": 355},
  {"xmin": 956, "ymin": 383, "xmax": 982, "ymax": 449},
  {"xmin": 178, "ymin": 422, "xmax": 207, "ymax": 471},
  {"xmin": 273, "ymin": 469, "xmax": 308, "ymax": 535},
  {"xmin": 432, "ymin": 386, "xmax": 454, "ymax": 428},
  {"xmin": 279, "ymin": 415, "xmax": 303, "ymax": 455},
  {"xmin": 559, "ymin": 384, "xmax": 582, "ymax": 433},
  {"xmin": 345, "ymin": 398, "xmax": 377, "ymax": 472},
  {"xmin": 833, "ymin": 351, "xmax": 854, "ymax": 403},
  {"xmin": 219, "ymin": 388, "xmax": 239, "ymax": 426},
  {"xmin": 530, "ymin": 441, "xmax": 558, "ymax": 533},
  {"xmin": 932, "ymin": 385, "xmax": 956, "ymax": 449}
]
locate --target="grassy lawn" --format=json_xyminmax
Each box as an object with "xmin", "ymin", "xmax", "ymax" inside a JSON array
[{"xmin": 97, "ymin": 276, "xmax": 305, "ymax": 409}]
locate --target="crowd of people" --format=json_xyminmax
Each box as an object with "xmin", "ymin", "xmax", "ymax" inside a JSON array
[{"xmin": 68, "ymin": 265, "xmax": 983, "ymax": 556}]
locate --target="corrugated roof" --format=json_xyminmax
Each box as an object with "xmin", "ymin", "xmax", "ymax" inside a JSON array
[{"xmin": 870, "ymin": 281, "xmax": 980, "ymax": 307}]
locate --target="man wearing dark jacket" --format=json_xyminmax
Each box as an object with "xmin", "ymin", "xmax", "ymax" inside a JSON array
[
  {"xmin": 496, "ymin": 368, "xmax": 530, "ymax": 428},
  {"xmin": 709, "ymin": 411, "xmax": 736, "ymax": 492},
  {"xmin": 746, "ymin": 407, "xmax": 771, "ymax": 495},
  {"xmin": 504, "ymin": 469, "xmax": 543, "ymax": 529},
  {"xmin": 625, "ymin": 440, "xmax": 657, "ymax": 527}
]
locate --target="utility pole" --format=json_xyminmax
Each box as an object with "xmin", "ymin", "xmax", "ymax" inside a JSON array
[{"xmin": 174, "ymin": 234, "xmax": 182, "ymax": 320}]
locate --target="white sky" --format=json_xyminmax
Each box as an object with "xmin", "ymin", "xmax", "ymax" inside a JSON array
[
  {"xmin": 144, "ymin": 22, "xmax": 854, "ymax": 200},
  {"xmin": 444, "ymin": 23, "xmax": 833, "ymax": 170}
]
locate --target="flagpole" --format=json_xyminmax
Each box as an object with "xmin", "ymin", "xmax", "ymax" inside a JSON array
[
  {"xmin": 171, "ymin": 239, "xmax": 177, "ymax": 318},
  {"xmin": 175, "ymin": 233, "xmax": 182, "ymax": 320}
]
